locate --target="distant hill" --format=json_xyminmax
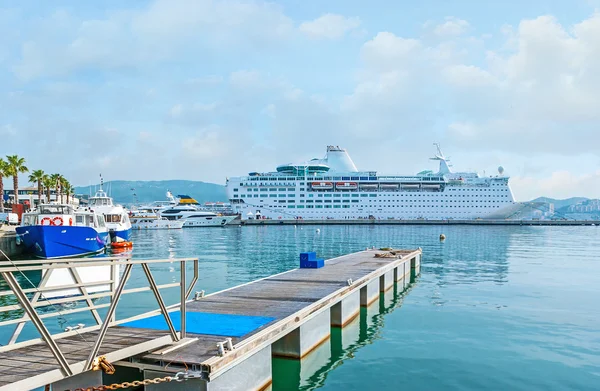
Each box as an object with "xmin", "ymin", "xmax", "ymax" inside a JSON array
[
  {"xmin": 529, "ymin": 197, "xmax": 589, "ymax": 210},
  {"xmin": 74, "ymin": 180, "xmax": 227, "ymax": 205}
]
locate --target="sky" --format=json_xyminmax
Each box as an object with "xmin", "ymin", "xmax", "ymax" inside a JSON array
[{"xmin": 1, "ymin": 0, "xmax": 600, "ymax": 201}]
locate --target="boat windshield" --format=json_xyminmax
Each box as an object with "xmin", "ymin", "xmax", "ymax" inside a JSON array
[
  {"xmin": 39, "ymin": 205, "xmax": 73, "ymax": 215},
  {"xmin": 90, "ymin": 197, "xmax": 112, "ymax": 206},
  {"xmin": 105, "ymin": 214, "xmax": 122, "ymax": 223},
  {"xmin": 96, "ymin": 214, "xmax": 106, "ymax": 228}
]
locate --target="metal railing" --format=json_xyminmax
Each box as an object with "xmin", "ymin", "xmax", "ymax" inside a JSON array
[{"xmin": 0, "ymin": 256, "xmax": 198, "ymax": 376}]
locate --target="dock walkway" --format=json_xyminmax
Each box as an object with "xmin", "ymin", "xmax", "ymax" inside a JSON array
[{"xmin": 0, "ymin": 248, "xmax": 422, "ymax": 391}]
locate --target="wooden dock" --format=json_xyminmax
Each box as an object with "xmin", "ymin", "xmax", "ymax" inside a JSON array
[{"xmin": 0, "ymin": 248, "xmax": 422, "ymax": 391}]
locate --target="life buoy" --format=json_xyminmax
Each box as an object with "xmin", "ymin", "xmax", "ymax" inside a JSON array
[
  {"xmin": 41, "ymin": 217, "xmax": 52, "ymax": 226},
  {"xmin": 69, "ymin": 218, "xmax": 73, "ymax": 226},
  {"xmin": 52, "ymin": 217, "xmax": 64, "ymax": 226}
]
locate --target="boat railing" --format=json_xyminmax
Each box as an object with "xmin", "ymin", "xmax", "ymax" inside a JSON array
[{"xmin": 0, "ymin": 256, "xmax": 198, "ymax": 376}]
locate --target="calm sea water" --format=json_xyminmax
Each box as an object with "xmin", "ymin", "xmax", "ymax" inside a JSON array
[{"xmin": 2, "ymin": 225, "xmax": 599, "ymax": 390}]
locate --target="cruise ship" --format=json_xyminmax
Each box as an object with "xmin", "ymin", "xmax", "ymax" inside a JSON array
[{"xmin": 226, "ymin": 145, "xmax": 522, "ymax": 220}]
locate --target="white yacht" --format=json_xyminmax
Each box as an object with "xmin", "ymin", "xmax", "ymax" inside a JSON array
[
  {"xmin": 88, "ymin": 177, "xmax": 132, "ymax": 242},
  {"xmin": 130, "ymin": 211, "xmax": 185, "ymax": 230},
  {"xmin": 226, "ymin": 144, "xmax": 523, "ymax": 220},
  {"xmin": 159, "ymin": 195, "xmax": 237, "ymax": 227}
]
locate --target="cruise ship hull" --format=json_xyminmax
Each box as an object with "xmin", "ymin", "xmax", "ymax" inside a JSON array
[{"xmin": 16, "ymin": 226, "xmax": 109, "ymax": 259}]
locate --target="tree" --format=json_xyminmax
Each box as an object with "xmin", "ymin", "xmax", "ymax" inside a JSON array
[
  {"xmin": 5, "ymin": 155, "xmax": 29, "ymax": 206},
  {"xmin": 64, "ymin": 183, "xmax": 75, "ymax": 204},
  {"xmin": 50, "ymin": 173, "xmax": 63, "ymax": 204},
  {"xmin": 0, "ymin": 158, "xmax": 7, "ymax": 213},
  {"xmin": 42, "ymin": 175, "xmax": 53, "ymax": 203},
  {"xmin": 28, "ymin": 169, "xmax": 45, "ymax": 207}
]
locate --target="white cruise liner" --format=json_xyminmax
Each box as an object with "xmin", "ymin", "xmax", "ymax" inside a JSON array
[{"xmin": 226, "ymin": 145, "xmax": 522, "ymax": 220}]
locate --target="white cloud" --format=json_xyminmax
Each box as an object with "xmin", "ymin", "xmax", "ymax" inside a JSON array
[
  {"xmin": 511, "ymin": 170, "xmax": 600, "ymax": 200},
  {"xmin": 431, "ymin": 17, "xmax": 470, "ymax": 37},
  {"xmin": 299, "ymin": 14, "xmax": 361, "ymax": 40},
  {"xmin": 13, "ymin": 0, "xmax": 294, "ymax": 80}
]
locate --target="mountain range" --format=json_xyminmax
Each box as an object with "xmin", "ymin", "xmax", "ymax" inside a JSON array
[
  {"xmin": 74, "ymin": 180, "xmax": 227, "ymax": 205},
  {"xmin": 75, "ymin": 180, "xmax": 595, "ymax": 210}
]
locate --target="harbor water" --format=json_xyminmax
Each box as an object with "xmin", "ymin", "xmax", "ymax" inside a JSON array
[{"xmin": 2, "ymin": 225, "xmax": 599, "ymax": 390}]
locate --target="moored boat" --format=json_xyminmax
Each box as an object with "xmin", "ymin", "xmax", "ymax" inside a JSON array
[
  {"xmin": 16, "ymin": 204, "xmax": 109, "ymax": 259},
  {"xmin": 88, "ymin": 177, "xmax": 132, "ymax": 242}
]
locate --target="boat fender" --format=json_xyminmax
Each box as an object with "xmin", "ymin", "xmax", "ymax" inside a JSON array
[{"xmin": 69, "ymin": 217, "xmax": 73, "ymax": 226}]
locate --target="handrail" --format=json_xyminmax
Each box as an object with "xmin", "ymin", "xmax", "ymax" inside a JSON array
[{"xmin": 0, "ymin": 256, "xmax": 199, "ymax": 377}]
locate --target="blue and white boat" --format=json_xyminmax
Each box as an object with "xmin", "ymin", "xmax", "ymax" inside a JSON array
[
  {"xmin": 88, "ymin": 178, "xmax": 132, "ymax": 242},
  {"xmin": 16, "ymin": 204, "xmax": 110, "ymax": 259}
]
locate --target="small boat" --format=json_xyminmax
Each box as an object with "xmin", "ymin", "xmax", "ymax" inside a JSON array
[
  {"xmin": 89, "ymin": 176, "xmax": 132, "ymax": 242},
  {"xmin": 111, "ymin": 241, "xmax": 133, "ymax": 248},
  {"xmin": 16, "ymin": 204, "xmax": 110, "ymax": 259},
  {"xmin": 335, "ymin": 182, "xmax": 358, "ymax": 190}
]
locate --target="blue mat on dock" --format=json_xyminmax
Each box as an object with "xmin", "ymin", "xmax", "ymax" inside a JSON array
[{"xmin": 122, "ymin": 312, "xmax": 276, "ymax": 337}]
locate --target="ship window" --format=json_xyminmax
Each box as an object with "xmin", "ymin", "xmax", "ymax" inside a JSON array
[
  {"xmin": 300, "ymin": 194, "xmax": 305, "ymax": 197},
  {"xmin": 333, "ymin": 177, "xmax": 341, "ymax": 180},
  {"xmin": 324, "ymin": 200, "xmax": 332, "ymax": 203},
  {"xmin": 324, "ymin": 194, "xmax": 332, "ymax": 197},
  {"xmin": 369, "ymin": 194, "xmax": 377, "ymax": 197},
  {"xmin": 233, "ymin": 189, "xmax": 238, "ymax": 192},
  {"xmin": 269, "ymin": 195, "xmax": 277, "ymax": 198},
  {"xmin": 316, "ymin": 205, "xmax": 323, "ymax": 208},
  {"xmin": 334, "ymin": 200, "xmax": 341, "ymax": 203},
  {"xmin": 342, "ymin": 177, "xmax": 350, "ymax": 180},
  {"xmin": 343, "ymin": 194, "xmax": 350, "ymax": 197},
  {"xmin": 334, "ymin": 194, "xmax": 341, "ymax": 197},
  {"xmin": 351, "ymin": 177, "xmax": 359, "ymax": 180},
  {"xmin": 288, "ymin": 205, "xmax": 295, "ymax": 208},
  {"xmin": 297, "ymin": 205, "xmax": 305, "ymax": 208},
  {"xmin": 352, "ymin": 194, "xmax": 359, "ymax": 197},
  {"xmin": 325, "ymin": 205, "xmax": 332, "ymax": 208},
  {"xmin": 307, "ymin": 205, "xmax": 314, "ymax": 208}
]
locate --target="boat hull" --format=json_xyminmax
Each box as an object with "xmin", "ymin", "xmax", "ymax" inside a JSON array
[
  {"xmin": 16, "ymin": 226, "xmax": 109, "ymax": 259},
  {"xmin": 182, "ymin": 215, "xmax": 237, "ymax": 227},
  {"xmin": 110, "ymin": 227, "xmax": 132, "ymax": 242}
]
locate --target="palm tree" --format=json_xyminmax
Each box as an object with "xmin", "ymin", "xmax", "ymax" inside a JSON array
[
  {"xmin": 64, "ymin": 183, "xmax": 75, "ymax": 204},
  {"xmin": 50, "ymin": 173, "xmax": 63, "ymax": 203},
  {"xmin": 28, "ymin": 169, "xmax": 45, "ymax": 207},
  {"xmin": 5, "ymin": 155, "xmax": 28, "ymax": 206},
  {"xmin": 0, "ymin": 158, "xmax": 7, "ymax": 213},
  {"xmin": 42, "ymin": 175, "xmax": 53, "ymax": 203}
]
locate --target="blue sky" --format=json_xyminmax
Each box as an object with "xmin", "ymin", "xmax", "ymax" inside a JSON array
[{"xmin": 1, "ymin": 0, "xmax": 600, "ymax": 200}]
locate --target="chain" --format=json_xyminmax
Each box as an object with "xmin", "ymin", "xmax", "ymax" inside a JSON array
[{"xmin": 71, "ymin": 372, "xmax": 202, "ymax": 391}]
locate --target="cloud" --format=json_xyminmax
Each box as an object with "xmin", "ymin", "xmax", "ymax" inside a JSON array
[
  {"xmin": 299, "ymin": 14, "xmax": 361, "ymax": 39},
  {"xmin": 429, "ymin": 17, "xmax": 470, "ymax": 37},
  {"xmin": 511, "ymin": 170, "xmax": 600, "ymax": 200},
  {"xmin": 13, "ymin": 0, "xmax": 294, "ymax": 80}
]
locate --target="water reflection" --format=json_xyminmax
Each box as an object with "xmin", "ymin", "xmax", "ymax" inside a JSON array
[{"xmin": 273, "ymin": 274, "xmax": 417, "ymax": 391}]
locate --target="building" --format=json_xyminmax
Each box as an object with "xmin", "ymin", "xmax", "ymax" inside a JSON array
[{"xmin": 2, "ymin": 187, "xmax": 80, "ymax": 208}]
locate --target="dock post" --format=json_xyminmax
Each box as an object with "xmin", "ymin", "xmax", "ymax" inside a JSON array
[
  {"xmin": 379, "ymin": 269, "xmax": 394, "ymax": 292},
  {"xmin": 331, "ymin": 290, "xmax": 360, "ymax": 327},
  {"xmin": 272, "ymin": 309, "xmax": 331, "ymax": 359},
  {"xmin": 360, "ymin": 279, "xmax": 379, "ymax": 307},
  {"xmin": 411, "ymin": 254, "xmax": 421, "ymax": 275},
  {"xmin": 395, "ymin": 259, "xmax": 410, "ymax": 292}
]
